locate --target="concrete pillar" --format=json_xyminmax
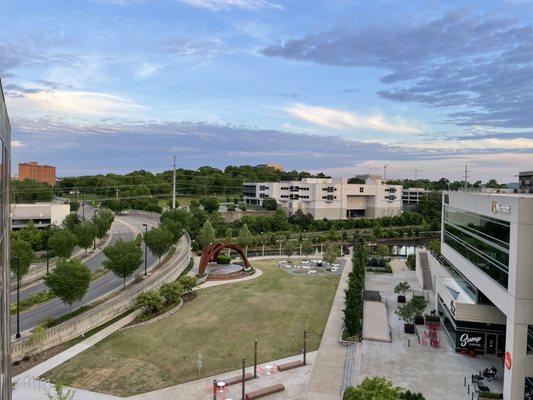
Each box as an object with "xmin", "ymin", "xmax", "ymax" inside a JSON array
[{"xmin": 503, "ymin": 320, "xmax": 527, "ymax": 400}]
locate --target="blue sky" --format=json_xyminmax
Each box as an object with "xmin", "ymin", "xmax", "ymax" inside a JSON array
[{"xmin": 1, "ymin": 0, "xmax": 532, "ymax": 182}]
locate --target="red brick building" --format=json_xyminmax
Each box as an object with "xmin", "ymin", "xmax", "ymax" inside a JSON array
[{"xmin": 18, "ymin": 162, "xmax": 56, "ymax": 186}]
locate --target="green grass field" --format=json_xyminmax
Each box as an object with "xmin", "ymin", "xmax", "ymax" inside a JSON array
[{"xmin": 43, "ymin": 260, "xmax": 339, "ymax": 396}]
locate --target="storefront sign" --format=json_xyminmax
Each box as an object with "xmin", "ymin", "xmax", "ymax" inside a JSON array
[
  {"xmin": 457, "ymin": 332, "xmax": 485, "ymax": 351},
  {"xmin": 504, "ymin": 352, "xmax": 512, "ymax": 370},
  {"xmin": 491, "ymin": 201, "xmax": 511, "ymax": 215}
]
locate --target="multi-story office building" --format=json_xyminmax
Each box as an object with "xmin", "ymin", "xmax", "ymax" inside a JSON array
[
  {"xmin": 417, "ymin": 191, "xmax": 533, "ymax": 399},
  {"xmin": 0, "ymin": 80, "xmax": 12, "ymax": 398},
  {"xmin": 519, "ymin": 171, "xmax": 533, "ymax": 194},
  {"xmin": 18, "ymin": 161, "xmax": 56, "ymax": 186},
  {"xmin": 243, "ymin": 177, "xmax": 402, "ymax": 220},
  {"xmin": 402, "ymin": 187, "xmax": 429, "ymax": 211}
]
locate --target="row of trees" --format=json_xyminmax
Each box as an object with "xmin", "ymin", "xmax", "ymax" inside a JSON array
[{"xmin": 344, "ymin": 243, "xmax": 366, "ymax": 338}]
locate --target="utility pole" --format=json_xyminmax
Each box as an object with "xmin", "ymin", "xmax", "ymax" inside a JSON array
[
  {"xmin": 383, "ymin": 165, "xmax": 389, "ymax": 182},
  {"xmin": 414, "ymin": 169, "xmax": 422, "ymax": 180},
  {"xmin": 172, "ymin": 155, "xmax": 176, "ymax": 209},
  {"xmin": 464, "ymin": 165, "xmax": 469, "ymax": 191}
]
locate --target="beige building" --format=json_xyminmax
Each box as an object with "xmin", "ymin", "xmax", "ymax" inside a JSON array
[
  {"xmin": 11, "ymin": 202, "xmax": 70, "ymax": 229},
  {"xmin": 243, "ymin": 177, "xmax": 402, "ymax": 220}
]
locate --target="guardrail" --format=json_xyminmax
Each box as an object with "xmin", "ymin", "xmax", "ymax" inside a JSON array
[
  {"xmin": 126, "ymin": 210, "xmax": 161, "ymax": 225},
  {"xmin": 11, "ymin": 232, "xmax": 192, "ymax": 362}
]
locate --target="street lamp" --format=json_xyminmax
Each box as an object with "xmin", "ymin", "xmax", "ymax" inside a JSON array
[
  {"xmin": 143, "ymin": 223, "xmax": 148, "ymax": 276},
  {"xmin": 93, "ymin": 209, "xmax": 98, "ymax": 250},
  {"xmin": 13, "ymin": 256, "xmax": 21, "ymax": 339}
]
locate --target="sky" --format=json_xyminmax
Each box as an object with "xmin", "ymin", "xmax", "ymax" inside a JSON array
[{"xmin": 1, "ymin": 0, "xmax": 532, "ymax": 182}]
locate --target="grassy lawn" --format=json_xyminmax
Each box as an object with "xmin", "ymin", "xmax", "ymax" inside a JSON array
[{"xmin": 43, "ymin": 260, "xmax": 339, "ymax": 396}]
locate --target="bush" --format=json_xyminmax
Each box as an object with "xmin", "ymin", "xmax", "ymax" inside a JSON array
[
  {"xmin": 135, "ymin": 290, "xmax": 165, "ymax": 316},
  {"xmin": 238, "ymin": 203, "xmax": 246, "ymax": 211},
  {"xmin": 262, "ymin": 197, "xmax": 278, "ymax": 210},
  {"xmin": 216, "ymin": 254, "xmax": 231, "ymax": 264},
  {"xmin": 226, "ymin": 204, "xmax": 236, "ymax": 212},
  {"xmin": 159, "ymin": 281, "xmax": 184, "ymax": 306},
  {"xmin": 178, "ymin": 275, "xmax": 197, "ymax": 294}
]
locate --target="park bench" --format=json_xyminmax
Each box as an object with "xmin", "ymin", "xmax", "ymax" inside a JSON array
[
  {"xmin": 277, "ymin": 360, "xmax": 305, "ymax": 371},
  {"xmin": 224, "ymin": 372, "xmax": 253, "ymax": 386},
  {"xmin": 245, "ymin": 384, "xmax": 285, "ymax": 400}
]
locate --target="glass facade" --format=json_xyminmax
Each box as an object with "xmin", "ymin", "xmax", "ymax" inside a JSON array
[
  {"xmin": 0, "ymin": 79, "xmax": 12, "ymax": 399},
  {"xmin": 528, "ymin": 325, "xmax": 533, "ymax": 354},
  {"xmin": 443, "ymin": 206, "xmax": 510, "ymax": 288}
]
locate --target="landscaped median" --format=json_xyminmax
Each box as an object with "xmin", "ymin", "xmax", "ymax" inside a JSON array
[
  {"xmin": 42, "ymin": 258, "xmax": 340, "ymax": 397},
  {"xmin": 11, "ymin": 232, "xmax": 192, "ymax": 363}
]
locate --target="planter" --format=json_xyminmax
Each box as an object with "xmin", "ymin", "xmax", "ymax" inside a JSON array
[
  {"xmin": 404, "ymin": 323, "xmax": 415, "ymax": 334},
  {"xmin": 414, "ymin": 315, "xmax": 425, "ymax": 325},
  {"xmin": 397, "ymin": 295, "xmax": 406, "ymax": 303}
]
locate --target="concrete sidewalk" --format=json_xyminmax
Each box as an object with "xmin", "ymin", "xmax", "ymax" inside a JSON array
[
  {"xmin": 362, "ymin": 301, "xmax": 391, "ymax": 343},
  {"xmin": 305, "ymin": 256, "xmax": 352, "ymax": 400}
]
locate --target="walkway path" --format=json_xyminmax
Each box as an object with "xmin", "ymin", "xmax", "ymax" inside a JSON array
[
  {"xmin": 305, "ymin": 256, "xmax": 352, "ymax": 400},
  {"xmin": 362, "ymin": 301, "xmax": 390, "ymax": 342}
]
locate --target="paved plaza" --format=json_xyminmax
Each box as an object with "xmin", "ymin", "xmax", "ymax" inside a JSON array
[{"xmin": 356, "ymin": 261, "xmax": 503, "ymax": 400}]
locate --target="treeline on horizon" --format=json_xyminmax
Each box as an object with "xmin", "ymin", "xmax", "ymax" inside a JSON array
[{"xmin": 11, "ymin": 164, "xmax": 509, "ymax": 207}]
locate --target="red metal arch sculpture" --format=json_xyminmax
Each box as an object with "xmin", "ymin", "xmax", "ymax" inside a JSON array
[{"xmin": 198, "ymin": 242, "xmax": 252, "ymax": 276}]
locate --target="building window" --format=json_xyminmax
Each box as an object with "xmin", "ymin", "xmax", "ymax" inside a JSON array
[
  {"xmin": 259, "ymin": 185, "xmax": 269, "ymax": 191},
  {"xmin": 243, "ymin": 185, "xmax": 257, "ymax": 198},
  {"xmin": 359, "ymin": 187, "xmax": 364, "ymax": 193}
]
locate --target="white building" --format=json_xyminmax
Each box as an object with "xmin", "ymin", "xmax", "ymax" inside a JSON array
[
  {"xmin": 243, "ymin": 177, "xmax": 402, "ymax": 220},
  {"xmin": 416, "ymin": 191, "xmax": 533, "ymax": 399},
  {"xmin": 11, "ymin": 202, "xmax": 70, "ymax": 229}
]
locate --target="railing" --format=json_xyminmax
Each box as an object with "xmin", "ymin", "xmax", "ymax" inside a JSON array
[{"xmin": 11, "ymin": 232, "xmax": 191, "ymax": 361}]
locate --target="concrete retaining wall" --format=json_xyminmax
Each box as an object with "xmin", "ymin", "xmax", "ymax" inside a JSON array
[{"xmin": 11, "ymin": 232, "xmax": 191, "ymax": 361}]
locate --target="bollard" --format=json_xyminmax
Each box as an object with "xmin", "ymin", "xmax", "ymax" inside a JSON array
[
  {"xmin": 467, "ymin": 383, "xmax": 470, "ymax": 394},
  {"xmin": 464, "ymin": 376, "xmax": 466, "ymax": 387},
  {"xmin": 213, "ymin": 379, "xmax": 217, "ymax": 400},
  {"xmin": 408, "ymin": 339, "xmax": 410, "ymax": 347},
  {"xmin": 471, "ymin": 392, "xmax": 474, "ymax": 400},
  {"xmin": 303, "ymin": 329, "xmax": 307, "ymax": 365}
]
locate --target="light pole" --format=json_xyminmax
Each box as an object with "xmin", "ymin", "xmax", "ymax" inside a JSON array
[
  {"xmin": 143, "ymin": 223, "xmax": 148, "ymax": 276},
  {"xmin": 45, "ymin": 225, "xmax": 50, "ymax": 274},
  {"xmin": 93, "ymin": 209, "xmax": 98, "ymax": 250},
  {"xmin": 13, "ymin": 256, "xmax": 21, "ymax": 339}
]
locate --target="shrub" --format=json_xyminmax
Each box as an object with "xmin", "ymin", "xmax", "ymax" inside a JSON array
[
  {"xmin": 135, "ymin": 290, "xmax": 165, "ymax": 316},
  {"xmin": 406, "ymin": 254, "xmax": 416, "ymax": 270},
  {"xmin": 216, "ymin": 254, "xmax": 231, "ymax": 264},
  {"xmin": 478, "ymin": 393, "xmax": 503, "ymax": 399},
  {"xmin": 226, "ymin": 204, "xmax": 236, "ymax": 212},
  {"xmin": 133, "ymin": 274, "xmax": 144, "ymax": 283},
  {"xmin": 159, "ymin": 281, "xmax": 184, "ymax": 306},
  {"xmin": 394, "ymin": 282, "xmax": 411, "ymax": 295},
  {"xmin": 178, "ymin": 275, "xmax": 198, "ymax": 294},
  {"xmin": 238, "ymin": 203, "xmax": 246, "ymax": 211}
]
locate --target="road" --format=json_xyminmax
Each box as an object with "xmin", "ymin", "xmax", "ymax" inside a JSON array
[{"xmin": 10, "ymin": 214, "xmax": 159, "ymax": 335}]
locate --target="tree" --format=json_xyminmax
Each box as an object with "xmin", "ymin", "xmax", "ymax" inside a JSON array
[
  {"xmin": 145, "ymin": 226, "xmax": 174, "ymax": 263},
  {"xmin": 406, "ymin": 254, "xmax": 416, "ymax": 270},
  {"xmin": 394, "ymin": 281, "xmax": 411, "ymax": 296},
  {"xmin": 343, "ymin": 377, "xmax": 403, "ymax": 400},
  {"xmin": 49, "ymin": 229, "xmax": 77, "ymax": 258},
  {"xmin": 224, "ymin": 227, "xmax": 233, "ymax": 243},
  {"xmin": 95, "ymin": 209, "xmax": 115, "ymax": 241},
  {"xmin": 301, "ymin": 239, "xmax": 314, "ymax": 259},
  {"xmin": 197, "ymin": 220, "xmax": 216, "ymax": 250},
  {"xmin": 401, "ymin": 391, "xmax": 426, "ymax": 400},
  {"xmin": 74, "ymin": 221, "xmax": 94, "ymax": 255},
  {"xmin": 199, "ymin": 197, "xmax": 220, "ymax": 214},
  {"xmin": 283, "ymin": 240, "xmax": 297, "ymax": 260},
  {"xmin": 14, "ymin": 221, "xmax": 44, "ymax": 251},
  {"xmin": 237, "ymin": 224, "xmax": 253, "ymax": 255},
  {"xmin": 11, "ymin": 239, "xmax": 34, "ymax": 279},
  {"xmin": 262, "ymin": 197, "xmax": 278, "ymax": 210},
  {"xmin": 323, "ymin": 243, "xmax": 339, "ymax": 264},
  {"xmin": 44, "ymin": 258, "xmax": 91, "ymax": 310},
  {"xmin": 396, "ymin": 301, "xmax": 417, "ymax": 325},
  {"xmin": 103, "ymin": 239, "xmax": 143, "ymax": 288},
  {"xmin": 62, "ymin": 213, "xmax": 80, "ymax": 231}
]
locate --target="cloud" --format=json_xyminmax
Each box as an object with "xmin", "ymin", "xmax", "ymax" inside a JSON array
[
  {"xmin": 178, "ymin": 0, "xmax": 281, "ymax": 11},
  {"xmin": 136, "ymin": 62, "xmax": 165, "ymax": 78},
  {"xmin": 154, "ymin": 36, "xmax": 227, "ymax": 57},
  {"xmin": 8, "ymin": 90, "xmax": 144, "ymax": 118},
  {"xmin": 262, "ymin": 12, "xmax": 533, "ymax": 130},
  {"xmin": 285, "ymin": 103, "xmax": 421, "ymax": 134},
  {"xmin": 11, "ymin": 140, "xmax": 25, "ymax": 149}
]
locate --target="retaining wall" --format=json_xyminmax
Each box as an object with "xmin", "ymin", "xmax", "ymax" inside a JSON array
[{"xmin": 11, "ymin": 232, "xmax": 191, "ymax": 361}]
